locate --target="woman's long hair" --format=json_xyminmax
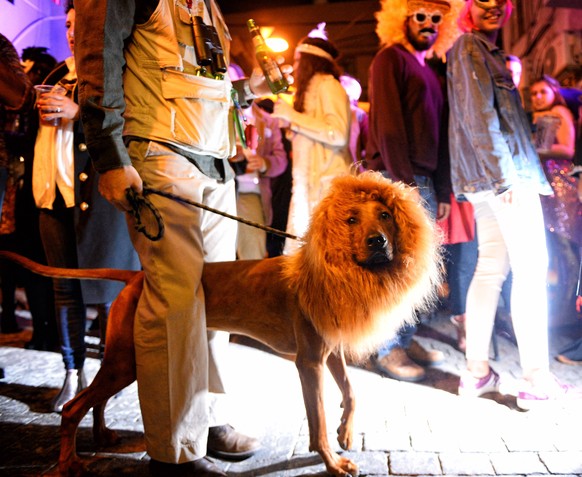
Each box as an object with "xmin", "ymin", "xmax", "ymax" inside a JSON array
[{"xmin": 293, "ymin": 36, "xmax": 341, "ymax": 113}]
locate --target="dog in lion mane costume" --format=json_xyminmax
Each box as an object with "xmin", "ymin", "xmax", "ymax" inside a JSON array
[
  {"xmin": 284, "ymin": 171, "xmax": 442, "ymax": 361},
  {"xmin": 0, "ymin": 171, "xmax": 442, "ymax": 477}
]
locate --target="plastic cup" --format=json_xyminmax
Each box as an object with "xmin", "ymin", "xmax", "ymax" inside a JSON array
[
  {"xmin": 534, "ymin": 115, "xmax": 561, "ymax": 153},
  {"xmin": 34, "ymin": 84, "xmax": 66, "ymax": 127}
]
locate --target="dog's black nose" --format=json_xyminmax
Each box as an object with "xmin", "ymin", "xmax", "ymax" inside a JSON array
[{"xmin": 367, "ymin": 234, "xmax": 387, "ymax": 251}]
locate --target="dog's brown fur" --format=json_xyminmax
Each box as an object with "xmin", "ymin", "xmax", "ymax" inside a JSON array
[{"xmin": 0, "ymin": 172, "xmax": 441, "ymax": 477}]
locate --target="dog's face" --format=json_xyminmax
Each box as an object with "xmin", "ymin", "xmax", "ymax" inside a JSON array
[
  {"xmin": 304, "ymin": 173, "xmax": 418, "ymax": 273},
  {"xmin": 345, "ymin": 199, "xmax": 396, "ymax": 268},
  {"xmin": 286, "ymin": 172, "xmax": 441, "ymax": 357}
]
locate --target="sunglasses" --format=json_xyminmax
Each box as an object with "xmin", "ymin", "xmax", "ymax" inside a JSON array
[
  {"xmin": 409, "ymin": 10, "xmax": 444, "ymax": 25},
  {"xmin": 473, "ymin": 0, "xmax": 507, "ymax": 9}
]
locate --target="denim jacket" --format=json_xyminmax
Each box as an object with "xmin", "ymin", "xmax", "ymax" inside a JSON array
[{"xmin": 447, "ymin": 31, "xmax": 552, "ymax": 197}]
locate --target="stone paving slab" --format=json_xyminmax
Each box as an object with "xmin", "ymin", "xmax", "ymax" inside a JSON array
[{"xmin": 1, "ymin": 312, "xmax": 582, "ymax": 476}]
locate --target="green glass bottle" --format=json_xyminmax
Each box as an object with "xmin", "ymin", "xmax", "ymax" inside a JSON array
[{"xmin": 247, "ymin": 19, "xmax": 289, "ymax": 95}]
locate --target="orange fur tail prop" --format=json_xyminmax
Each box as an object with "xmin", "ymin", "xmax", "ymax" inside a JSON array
[{"xmin": 283, "ymin": 171, "xmax": 442, "ymax": 360}]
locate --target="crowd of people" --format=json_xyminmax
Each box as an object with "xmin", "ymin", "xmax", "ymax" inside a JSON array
[{"xmin": 1, "ymin": 0, "xmax": 581, "ymax": 474}]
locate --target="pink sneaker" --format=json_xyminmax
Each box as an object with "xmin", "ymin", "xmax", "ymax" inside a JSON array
[
  {"xmin": 517, "ymin": 376, "xmax": 582, "ymax": 411},
  {"xmin": 458, "ymin": 369, "xmax": 500, "ymax": 397}
]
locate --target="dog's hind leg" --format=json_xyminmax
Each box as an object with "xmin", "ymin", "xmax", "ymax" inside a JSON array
[
  {"xmin": 294, "ymin": 320, "xmax": 359, "ymax": 477},
  {"xmin": 59, "ymin": 370, "xmax": 135, "ymax": 477},
  {"xmin": 326, "ymin": 346, "xmax": 355, "ymax": 451},
  {"xmin": 58, "ymin": 274, "xmax": 142, "ymax": 477}
]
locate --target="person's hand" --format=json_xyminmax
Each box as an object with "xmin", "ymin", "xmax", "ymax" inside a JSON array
[
  {"xmin": 280, "ymin": 63, "xmax": 294, "ymax": 84},
  {"xmin": 272, "ymin": 98, "xmax": 294, "ymax": 128},
  {"xmin": 243, "ymin": 148, "xmax": 266, "ymax": 173},
  {"xmin": 248, "ymin": 67, "xmax": 272, "ymax": 98},
  {"xmin": 229, "ymin": 144, "xmax": 246, "ymax": 163},
  {"xmin": 576, "ymin": 295, "xmax": 582, "ymax": 314},
  {"xmin": 98, "ymin": 166, "xmax": 143, "ymax": 212},
  {"xmin": 37, "ymin": 92, "xmax": 79, "ymax": 122},
  {"xmin": 436, "ymin": 202, "xmax": 451, "ymax": 221},
  {"xmin": 248, "ymin": 63, "xmax": 293, "ymax": 98}
]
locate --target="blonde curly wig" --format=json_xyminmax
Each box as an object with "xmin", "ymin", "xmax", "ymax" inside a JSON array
[{"xmin": 375, "ymin": 0, "xmax": 465, "ymax": 59}]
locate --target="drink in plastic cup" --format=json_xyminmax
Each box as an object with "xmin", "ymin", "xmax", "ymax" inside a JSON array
[
  {"xmin": 34, "ymin": 84, "xmax": 66, "ymax": 127},
  {"xmin": 534, "ymin": 115, "xmax": 561, "ymax": 153}
]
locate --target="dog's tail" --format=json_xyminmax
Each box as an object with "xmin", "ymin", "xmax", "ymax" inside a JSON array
[{"xmin": 0, "ymin": 250, "xmax": 139, "ymax": 284}]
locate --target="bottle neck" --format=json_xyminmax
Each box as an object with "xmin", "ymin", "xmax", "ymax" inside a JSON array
[{"xmin": 251, "ymin": 34, "xmax": 266, "ymax": 48}]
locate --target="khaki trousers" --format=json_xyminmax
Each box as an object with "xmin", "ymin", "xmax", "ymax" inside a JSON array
[{"xmin": 128, "ymin": 140, "xmax": 237, "ymax": 463}]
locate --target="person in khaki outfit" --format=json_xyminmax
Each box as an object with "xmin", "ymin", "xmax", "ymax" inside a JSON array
[{"xmin": 74, "ymin": 0, "xmax": 271, "ymax": 475}]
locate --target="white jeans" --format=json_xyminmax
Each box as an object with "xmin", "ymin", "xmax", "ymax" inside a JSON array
[
  {"xmin": 465, "ymin": 187, "xmax": 550, "ymax": 372},
  {"xmin": 128, "ymin": 140, "xmax": 237, "ymax": 463}
]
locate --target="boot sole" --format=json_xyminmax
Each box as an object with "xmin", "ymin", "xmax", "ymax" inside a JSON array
[
  {"xmin": 373, "ymin": 364, "xmax": 425, "ymax": 382},
  {"xmin": 207, "ymin": 447, "xmax": 261, "ymax": 461}
]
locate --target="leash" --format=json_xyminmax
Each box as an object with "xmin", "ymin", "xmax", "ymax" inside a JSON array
[{"xmin": 126, "ymin": 187, "xmax": 300, "ymax": 243}]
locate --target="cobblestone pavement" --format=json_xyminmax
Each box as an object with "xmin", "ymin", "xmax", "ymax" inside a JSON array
[{"xmin": 1, "ymin": 310, "xmax": 582, "ymax": 477}]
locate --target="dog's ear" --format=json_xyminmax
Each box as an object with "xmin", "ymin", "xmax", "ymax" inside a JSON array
[{"xmin": 305, "ymin": 199, "xmax": 348, "ymax": 267}]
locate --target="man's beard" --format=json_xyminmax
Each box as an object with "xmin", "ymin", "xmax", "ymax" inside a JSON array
[{"xmin": 406, "ymin": 25, "xmax": 437, "ymax": 52}]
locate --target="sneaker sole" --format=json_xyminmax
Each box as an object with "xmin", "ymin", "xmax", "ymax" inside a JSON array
[
  {"xmin": 458, "ymin": 377, "xmax": 500, "ymax": 398},
  {"xmin": 516, "ymin": 397, "xmax": 553, "ymax": 411}
]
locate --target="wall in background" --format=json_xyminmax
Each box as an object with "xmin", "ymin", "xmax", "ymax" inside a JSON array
[{"xmin": 1, "ymin": 0, "xmax": 68, "ymax": 63}]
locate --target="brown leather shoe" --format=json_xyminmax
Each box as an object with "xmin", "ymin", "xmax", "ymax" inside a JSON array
[
  {"xmin": 373, "ymin": 347, "xmax": 425, "ymax": 382},
  {"xmin": 556, "ymin": 354, "xmax": 582, "ymax": 366},
  {"xmin": 406, "ymin": 340, "xmax": 444, "ymax": 365},
  {"xmin": 207, "ymin": 424, "xmax": 261, "ymax": 461},
  {"xmin": 149, "ymin": 456, "xmax": 226, "ymax": 477}
]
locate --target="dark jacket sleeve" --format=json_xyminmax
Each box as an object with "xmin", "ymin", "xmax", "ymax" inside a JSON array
[
  {"xmin": 74, "ymin": 0, "xmax": 138, "ymax": 173},
  {"xmin": 0, "ymin": 34, "xmax": 33, "ymax": 111},
  {"xmin": 434, "ymin": 91, "xmax": 452, "ymax": 204}
]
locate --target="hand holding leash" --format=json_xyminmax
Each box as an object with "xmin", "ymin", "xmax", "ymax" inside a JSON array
[
  {"xmin": 126, "ymin": 187, "xmax": 165, "ymax": 241},
  {"xmin": 98, "ymin": 166, "xmax": 143, "ymax": 212}
]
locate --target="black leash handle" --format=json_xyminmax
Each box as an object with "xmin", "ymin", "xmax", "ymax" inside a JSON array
[
  {"xmin": 126, "ymin": 186, "xmax": 300, "ymax": 243},
  {"xmin": 126, "ymin": 188, "xmax": 165, "ymax": 241}
]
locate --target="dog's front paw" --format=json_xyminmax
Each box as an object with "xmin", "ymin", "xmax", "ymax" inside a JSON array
[
  {"xmin": 337, "ymin": 414, "xmax": 354, "ymax": 450},
  {"xmin": 322, "ymin": 450, "xmax": 359, "ymax": 477}
]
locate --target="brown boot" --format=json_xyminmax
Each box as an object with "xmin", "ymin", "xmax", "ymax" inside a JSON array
[
  {"xmin": 207, "ymin": 424, "xmax": 261, "ymax": 461},
  {"xmin": 373, "ymin": 347, "xmax": 425, "ymax": 382},
  {"xmin": 406, "ymin": 340, "xmax": 444, "ymax": 365}
]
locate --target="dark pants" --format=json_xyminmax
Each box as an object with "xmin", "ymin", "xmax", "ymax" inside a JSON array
[
  {"xmin": 444, "ymin": 233, "xmax": 478, "ymax": 316},
  {"xmin": 39, "ymin": 200, "xmax": 86, "ymax": 370},
  {"xmin": 377, "ymin": 175, "xmax": 437, "ymax": 357}
]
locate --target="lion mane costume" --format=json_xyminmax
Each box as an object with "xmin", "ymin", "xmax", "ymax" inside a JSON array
[{"xmin": 284, "ymin": 172, "xmax": 442, "ymax": 359}]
